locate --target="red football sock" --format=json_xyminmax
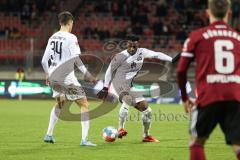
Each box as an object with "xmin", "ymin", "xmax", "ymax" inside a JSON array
[{"xmin": 190, "ymin": 143, "xmax": 206, "ymax": 160}]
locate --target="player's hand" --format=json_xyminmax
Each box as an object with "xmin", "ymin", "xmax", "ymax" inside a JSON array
[
  {"xmin": 97, "ymin": 87, "xmax": 108, "ymax": 100},
  {"xmin": 45, "ymin": 75, "xmax": 50, "ymax": 86},
  {"xmin": 183, "ymin": 98, "xmax": 195, "ymax": 116}
]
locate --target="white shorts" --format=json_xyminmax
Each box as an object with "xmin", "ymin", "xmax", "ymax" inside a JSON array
[
  {"xmin": 109, "ymin": 84, "xmax": 145, "ymax": 104},
  {"xmin": 51, "ymin": 80, "xmax": 86, "ymax": 101}
]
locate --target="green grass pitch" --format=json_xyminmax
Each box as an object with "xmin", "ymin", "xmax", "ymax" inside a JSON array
[{"xmin": 0, "ymin": 99, "xmax": 235, "ymax": 160}]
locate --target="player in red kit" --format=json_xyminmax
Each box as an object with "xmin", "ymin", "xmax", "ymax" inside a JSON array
[{"xmin": 177, "ymin": 0, "xmax": 240, "ymax": 160}]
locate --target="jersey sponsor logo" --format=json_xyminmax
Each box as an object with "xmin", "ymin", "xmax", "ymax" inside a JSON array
[
  {"xmin": 207, "ymin": 74, "xmax": 240, "ymax": 83},
  {"xmin": 137, "ymin": 56, "xmax": 142, "ymax": 61}
]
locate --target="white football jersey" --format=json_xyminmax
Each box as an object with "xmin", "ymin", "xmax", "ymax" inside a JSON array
[
  {"xmin": 104, "ymin": 48, "xmax": 173, "ymax": 103},
  {"xmin": 41, "ymin": 31, "xmax": 82, "ymax": 85},
  {"xmin": 104, "ymin": 48, "xmax": 173, "ymax": 88}
]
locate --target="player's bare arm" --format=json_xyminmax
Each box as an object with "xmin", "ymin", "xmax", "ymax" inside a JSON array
[{"xmin": 75, "ymin": 56, "xmax": 97, "ymax": 84}]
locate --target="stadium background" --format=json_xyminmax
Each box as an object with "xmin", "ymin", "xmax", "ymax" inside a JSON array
[
  {"xmin": 1, "ymin": 1, "xmax": 240, "ymax": 160},
  {"xmin": 0, "ymin": 0, "xmax": 240, "ymax": 100}
]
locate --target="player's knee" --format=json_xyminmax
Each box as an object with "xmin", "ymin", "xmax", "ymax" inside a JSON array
[
  {"xmin": 135, "ymin": 101, "xmax": 149, "ymax": 112},
  {"xmin": 81, "ymin": 103, "xmax": 89, "ymax": 110},
  {"xmin": 76, "ymin": 98, "xmax": 89, "ymax": 108},
  {"xmin": 56, "ymin": 96, "xmax": 65, "ymax": 109},
  {"xmin": 119, "ymin": 92, "xmax": 134, "ymax": 106},
  {"xmin": 55, "ymin": 103, "xmax": 61, "ymax": 110},
  {"xmin": 83, "ymin": 100, "xmax": 89, "ymax": 108}
]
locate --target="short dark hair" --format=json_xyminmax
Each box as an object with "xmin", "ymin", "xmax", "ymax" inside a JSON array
[
  {"xmin": 58, "ymin": 11, "xmax": 74, "ymax": 25},
  {"xmin": 208, "ymin": 0, "xmax": 231, "ymax": 19},
  {"xmin": 126, "ymin": 34, "xmax": 139, "ymax": 42}
]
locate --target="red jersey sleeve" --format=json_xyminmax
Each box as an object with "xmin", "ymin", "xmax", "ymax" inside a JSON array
[
  {"xmin": 182, "ymin": 31, "xmax": 198, "ymax": 58},
  {"xmin": 177, "ymin": 32, "xmax": 197, "ymax": 102}
]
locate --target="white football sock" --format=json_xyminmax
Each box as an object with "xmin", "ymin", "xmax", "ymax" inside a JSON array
[
  {"xmin": 46, "ymin": 105, "xmax": 61, "ymax": 136},
  {"xmin": 118, "ymin": 102, "xmax": 129, "ymax": 129},
  {"xmin": 81, "ymin": 112, "xmax": 89, "ymax": 141},
  {"xmin": 142, "ymin": 107, "xmax": 152, "ymax": 137}
]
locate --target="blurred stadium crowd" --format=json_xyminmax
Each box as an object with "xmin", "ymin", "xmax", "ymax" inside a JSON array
[{"xmin": 0, "ymin": 0, "xmax": 240, "ymax": 69}]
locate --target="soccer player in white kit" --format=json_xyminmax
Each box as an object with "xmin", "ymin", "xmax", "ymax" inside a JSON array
[
  {"xmin": 98, "ymin": 35, "xmax": 175, "ymax": 142},
  {"xmin": 41, "ymin": 11, "xmax": 96, "ymax": 146}
]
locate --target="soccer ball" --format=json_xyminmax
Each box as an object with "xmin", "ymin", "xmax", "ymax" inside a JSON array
[{"xmin": 102, "ymin": 126, "xmax": 118, "ymax": 142}]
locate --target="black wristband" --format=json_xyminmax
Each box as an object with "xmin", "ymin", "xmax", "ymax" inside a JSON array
[
  {"xmin": 172, "ymin": 52, "xmax": 181, "ymax": 63},
  {"xmin": 102, "ymin": 87, "xmax": 108, "ymax": 91}
]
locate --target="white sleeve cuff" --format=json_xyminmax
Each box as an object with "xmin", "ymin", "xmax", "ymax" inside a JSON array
[{"xmin": 181, "ymin": 52, "xmax": 194, "ymax": 58}]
